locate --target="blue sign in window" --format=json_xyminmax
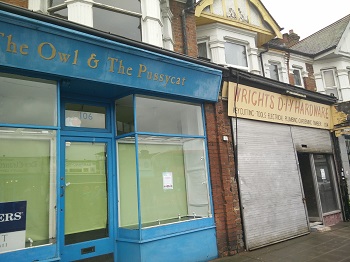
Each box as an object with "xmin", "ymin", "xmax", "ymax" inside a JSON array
[{"xmin": 0, "ymin": 201, "xmax": 27, "ymax": 234}]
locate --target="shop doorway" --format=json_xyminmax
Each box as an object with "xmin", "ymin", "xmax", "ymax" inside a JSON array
[
  {"xmin": 60, "ymin": 137, "xmax": 114, "ymax": 261},
  {"xmin": 298, "ymin": 153, "xmax": 340, "ymax": 225},
  {"xmin": 298, "ymin": 153, "xmax": 322, "ymax": 222}
]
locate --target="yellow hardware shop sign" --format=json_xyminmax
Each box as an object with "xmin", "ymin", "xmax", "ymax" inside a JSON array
[{"xmin": 228, "ymin": 82, "xmax": 333, "ymax": 130}]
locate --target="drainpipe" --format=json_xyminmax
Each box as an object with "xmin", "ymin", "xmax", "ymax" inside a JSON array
[
  {"xmin": 259, "ymin": 44, "xmax": 269, "ymax": 77},
  {"xmin": 230, "ymin": 68, "xmax": 246, "ymax": 249},
  {"xmin": 181, "ymin": 0, "xmax": 196, "ymax": 55}
]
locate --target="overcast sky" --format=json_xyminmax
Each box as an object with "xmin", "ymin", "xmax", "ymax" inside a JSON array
[{"xmin": 261, "ymin": 0, "xmax": 350, "ymax": 39}]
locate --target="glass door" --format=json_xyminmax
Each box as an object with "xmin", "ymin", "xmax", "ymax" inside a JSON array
[{"xmin": 60, "ymin": 138, "xmax": 114, "ymax": 261}]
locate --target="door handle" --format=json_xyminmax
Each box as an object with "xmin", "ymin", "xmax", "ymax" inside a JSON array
[
  {"xmin": 60, "ymin": 185, "xmax": 65, "ymax": 197},
  {"xmin": 60, "ymin": 182, "xmax": 71, "ymax": 197}
]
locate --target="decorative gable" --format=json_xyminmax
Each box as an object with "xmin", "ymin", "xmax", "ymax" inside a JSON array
[
  {"xmin": 337, "ymin": 22, "xmax": 350, "ymax": 56},
  {"xmin": 195, "ymin": 0, "xmax": 282, "ymax": 46}
]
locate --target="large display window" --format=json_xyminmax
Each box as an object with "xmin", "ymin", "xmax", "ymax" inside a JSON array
[
  {"xmin": 0, "ymin": 128, "xmax": 56, "ymax": 252},
  {"xmin": 116, "ymin": 96, "xmax": 211, "ymax": 229},
  {"xmin": 0, "ymin": 73, "xmax": 57, "ymax": 255}
]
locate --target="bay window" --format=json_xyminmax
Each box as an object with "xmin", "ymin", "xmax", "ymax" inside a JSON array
[
  {"xmin": 48, "ymin": 0, "xmax": 142, "ymax": 41},
  {"xmin": 116, "ymin": 96, "xmax": 211, "ymax": 229}
]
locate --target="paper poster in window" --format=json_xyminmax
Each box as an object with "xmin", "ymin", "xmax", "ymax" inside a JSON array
[
  {"xmin": 162, "ymin": 172, "xmax": 173, "ymax": 190},
  {"xmin": 320, "ymin": 169, "xmax": 326, "ymax": 180}
]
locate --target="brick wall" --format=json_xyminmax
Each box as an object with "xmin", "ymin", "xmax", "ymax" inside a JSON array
[
  {"xmin": 0, "ymin": 0, "xmax": 27, "ymax": 8},
  {"xmin": 170, "ymin": 1, "xmax": 198, "ymax": 57},
  {"xmin": 288, "ymin": 64, "xmax": 316, "ymax": 91},
  {"xmin": 304, "ymin": 63, "xmax": 317, "ymax": 91},
  {"xmin": 323, "ymin": 212, "xmax": 343, "ymax": 226},
  {"xmin": 205, "ymin": 99, "xmax": 244, "ymax": 257}
]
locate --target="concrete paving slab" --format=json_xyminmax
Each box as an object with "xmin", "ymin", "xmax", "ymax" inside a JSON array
[{"xmin": 211, "ymin": 222, "xmax": 350, "ymax": 262}]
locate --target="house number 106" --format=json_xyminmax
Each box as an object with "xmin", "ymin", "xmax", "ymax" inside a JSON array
[{"xmin": 80, "ymin": 112, "xmax": 93, "ymax": 120}]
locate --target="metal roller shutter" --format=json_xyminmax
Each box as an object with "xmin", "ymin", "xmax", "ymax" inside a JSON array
[
  {"xmin": 291, "ymin": 126, "xmax": 333, "ymax": 153},
  {"xmin": 233, "ymin": 119, "xmax": 309, "ymax": 250}
]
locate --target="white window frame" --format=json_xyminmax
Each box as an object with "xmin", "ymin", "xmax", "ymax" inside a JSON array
[
  {"xmin": 292, "ymin": 67, "xmax": 303, "ymax": 87},
  {"xmin": 224, "ymin": 40, "xmax": 249, "ymax": 71},
  {"xmin": 197, "ymin": 40, "xmax": 210, "ymax": 60},
  {"xmin": 321, "ymin": 68, "xmax": 338, "ymax": 89},
  {"xmin": 268, "ymin": 61, "xmax": 280, "ymax": 81},
  {"xmin": 44, "ymin": 1, "xmax": 142, "ymax": 40}
]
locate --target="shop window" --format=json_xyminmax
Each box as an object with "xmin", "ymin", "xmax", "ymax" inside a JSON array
[
  {"xmin": 116, "ymin": 96, "xmax": 134, "ymax": 135},
  {"xmin": 136, "ymin": 96, "xmax": 204, "ymax": 136},
  {"xmin": 314, "ymin": 154, "xmax": 339, "ymax": 213},
  {"xmin": 224, "ymin": 42, "xmax": 248, "ymax": 70},
  {"xmin": 65, "ymin": 103, "xmax": 106, "ymax": 129},
  {"xmin": 269, "ymin": 63, "xmax": 279, "ymax": 81},
  {"xmin": 117, "ymin": 96, "xmax": 211, "ymax": 229},
  {"xmin": 322, "ymin": 69, "xmax": 337, "ymax": 88},
  {"xmin": 0, "ymin": 127, "xmax": 56, "ymax": 252},
  {"xmin": 0, "ymin": 73, "xmax": 57, "ymax": 126},
  {"xmin": 292, "ymin": 68, "xmax": 303, "ymax": 87}
]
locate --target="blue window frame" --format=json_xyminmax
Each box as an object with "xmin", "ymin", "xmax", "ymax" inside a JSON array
[
  {"xmin": 61, "ymin": 98, "xmax": 112, "ymax": 135},
  {"xmin": 116, "ymin": 95, "xmax": 215, "ymax": 241}
]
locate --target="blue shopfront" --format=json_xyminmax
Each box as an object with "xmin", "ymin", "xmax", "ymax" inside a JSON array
[{"xmin": 0, "ymin": 5, "xmax": 221, "ymax": 262}]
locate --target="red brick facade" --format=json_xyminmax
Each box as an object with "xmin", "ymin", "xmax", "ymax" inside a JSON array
[
  {"xmin": 205, "ymin": 100, "xmax": 244, "ymax": 256},
  {"xmin": 170, "ymin": 1, "xmax": 198, "ymax": 58},
  {"xmin": 304, "ymin": 63, "xmax": 317, "ymax": 91}
]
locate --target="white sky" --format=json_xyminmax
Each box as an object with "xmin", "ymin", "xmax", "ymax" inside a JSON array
[{"xmin": 261, "ymin": 0, "xmax": 350, "ymax": 39}]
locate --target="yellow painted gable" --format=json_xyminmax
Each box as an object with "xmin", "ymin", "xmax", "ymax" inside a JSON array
[{"xmin": 195, "ymin": 0, "xmax": 282, "ymax": 46}]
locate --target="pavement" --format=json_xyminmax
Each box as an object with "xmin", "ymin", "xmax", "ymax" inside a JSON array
[{"xmin": 211, "ymin": 222, "xmax": 350, "ymax": 262}]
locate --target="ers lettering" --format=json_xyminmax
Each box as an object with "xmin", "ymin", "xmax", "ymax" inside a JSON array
[{"xmin": 0, "ymin": 212, "xmax": 22, "ymax": 222}]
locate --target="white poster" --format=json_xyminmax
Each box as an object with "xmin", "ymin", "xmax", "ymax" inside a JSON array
[
  {"xmin": 162, "ymin": 172, "xmax": 173, "ymax": 190},
  {"xmin": 320, "ymin": 169, "xmax": 326, "ymax": 180}
]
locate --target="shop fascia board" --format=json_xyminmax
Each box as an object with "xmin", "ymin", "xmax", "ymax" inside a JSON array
[
  {"xmin": 0, "ymin": 2, "xmax": 225, "ymax": 72},
  {"xmin": 0, "ymin": 3, "xmax": 224, "ymax": 102}
]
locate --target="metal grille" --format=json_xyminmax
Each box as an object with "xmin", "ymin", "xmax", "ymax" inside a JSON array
[{"xmin": 233, "ymin": 119, "xmax": 309, "ymax": 250}]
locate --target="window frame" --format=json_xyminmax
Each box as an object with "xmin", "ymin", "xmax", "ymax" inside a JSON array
[
  {"xmin": 292, "ymin": 67, "xmax": 303, "ymax": 87},
  {"xmin": 268, "ymin": 62, "xmax": 280, "ymax": 81},
  {"xmin": 224, "ymin": 41, "xmax": 249, "ymax": 71},
  {"xmin": 61, "ymin": 99, "xmax": 112, "ymax": 134},
  {"xmin": 197, "ymin": 41, "xmax": 210, "ymax": 60},
  {"xmin": 116, "ymin": 95, "xmax": 213, "ymax": 231},
  {"xmin": 47, "ymin": 1, "xmax": 142, "ymax": 41},
  {"xmin": 321, "ymin": 68, "xmax": 338, "ymax": 89},
  {"xmin": 0, "ymin": 128, "xmax": 57, "ymax": 253}
]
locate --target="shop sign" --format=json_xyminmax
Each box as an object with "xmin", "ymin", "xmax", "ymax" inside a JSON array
[
  {"xmin": 228, "ymin": 82, "xmax": 332, "ymax": 129},
  {"xmin": 0, "ymin": 14, "xmax": 221, "ymax": 102},
  {"xmin": 0, "ymin": 201, "xmax": 27, "ymax": 253}
]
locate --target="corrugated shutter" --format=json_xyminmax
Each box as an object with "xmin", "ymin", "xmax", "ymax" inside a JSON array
[
  {"xmin": 233, "ymin": 119, "xmax": 309, "ymax": 250},
  {"xmin": 291, "ymin": 126, "xmax": 333, "ymax": 153}
]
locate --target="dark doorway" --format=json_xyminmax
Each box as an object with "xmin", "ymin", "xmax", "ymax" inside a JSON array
[{"xmin": 298, "ymin": 153, "xmax": 321, "ymax": 222}]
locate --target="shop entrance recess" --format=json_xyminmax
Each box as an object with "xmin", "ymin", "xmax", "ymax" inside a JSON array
[
  {"xmin": 298, "ymin": 153, "xmax": 340, "ymax": 225},
  {"xmin": 59, "ymin": 138, "xmax": 114, "ymax": 261}
]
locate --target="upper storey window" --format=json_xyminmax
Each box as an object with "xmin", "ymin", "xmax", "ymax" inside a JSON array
[
  {"xmin": 48, "ymin": 0, "xmax": 142, "ymax": 41},
  {"xmin": 292, "ymin": 68, "xmax": 303, "ymax": 87},
  {"xmin": 224, "ymin": 42, "xmax": 248, "ymax": 70}
]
